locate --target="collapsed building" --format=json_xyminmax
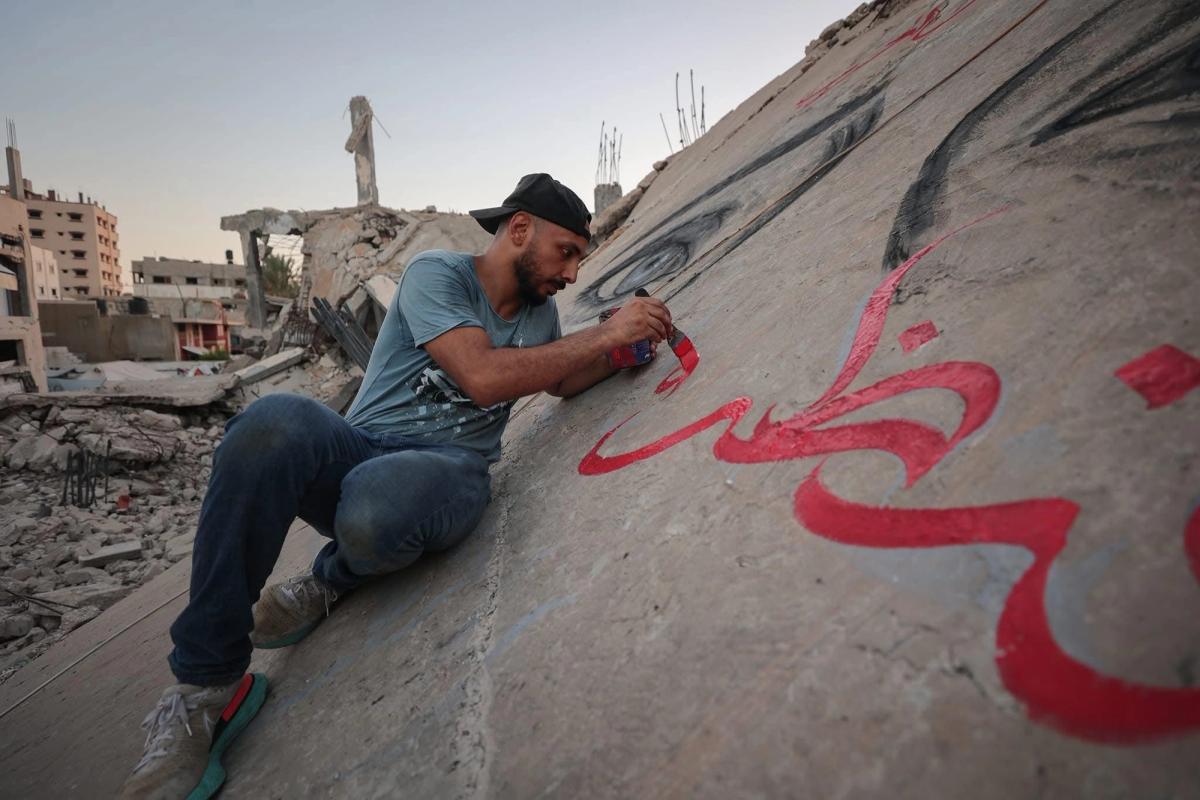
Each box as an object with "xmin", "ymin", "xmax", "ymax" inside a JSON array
[
  {"xmin": 0, "ymin": 97, "xmax": 488, "ymax": 685},
  {"xmin": 2, "ymin": 3, "xmax": 1199, "ymax": 797}
]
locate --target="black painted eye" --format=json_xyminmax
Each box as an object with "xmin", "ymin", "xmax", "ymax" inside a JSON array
[
  {"xmin": 612, "ymin": 245, "xmax": 689, "ymax": 296},
  {"xmin": 575, "ymin": 205, "xmax": 733, "ymax": 316}
]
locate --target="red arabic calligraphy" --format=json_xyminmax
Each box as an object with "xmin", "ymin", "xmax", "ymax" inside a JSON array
[{"xmin": 578, "ymin": 208, "xmax": 1200, "ymax": 743}]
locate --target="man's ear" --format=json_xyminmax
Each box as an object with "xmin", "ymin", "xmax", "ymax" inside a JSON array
[{"xmin": 506, "ymin": 212, "xmax": 534, "ymax": 247}]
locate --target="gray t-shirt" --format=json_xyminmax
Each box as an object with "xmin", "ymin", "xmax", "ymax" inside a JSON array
[{"xmin": 344, "ymin": 249, "xmax": 561, "ymax": 463}]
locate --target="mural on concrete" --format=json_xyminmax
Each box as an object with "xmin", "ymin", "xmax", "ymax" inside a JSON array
[
  {"xmin": 795, "ymin": 0, "xmax": 984, "ymax": 111},
  {"xmin": 571, "ymin": 87, "xmax": 888, "ymax": 323},
  {"xmin": 579, "ymin": 209, "xmax": 1200, "ymax": 743},
  {"xmin": 883, "ymin": 0, "xmax": 1200, "ymax": 270}
]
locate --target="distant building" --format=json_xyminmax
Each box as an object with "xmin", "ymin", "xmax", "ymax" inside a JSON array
[
  {"xmin": 131, "ymin": 253, "xmax": 248, "ymax": 356},
  {"xmin": 0, "ymin": 193, "xmax": 48, "ymax": 392},
  {"xmin": 23, "ymin": 189, "xmax": 121, "ymax": 298},
  {"xmin": 29, "ymin": 245, "xmax": 61, "ymax": 300},
  {"xmin": 131, "ymin": 253, "xmax": 247, "ymax": 295}
]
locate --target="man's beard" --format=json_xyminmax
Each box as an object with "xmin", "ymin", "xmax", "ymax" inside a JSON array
[{"xmin": 514, "ymin": 249, "xmax": 549, "ymax": 307}]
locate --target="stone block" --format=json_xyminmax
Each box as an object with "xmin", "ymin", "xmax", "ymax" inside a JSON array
[
  {"xmin": 3, "ymin": 434, "xmax": 59, "ymax": 471},
  {"xmin": 33, "ymin": 583, "xmax": 131, "ymax": 612},
  {"xmin": 0, "ymin": 612, "xmax": 35, "ymax": 641},
  {"xmin": 77, "ymin": 540, "xmax": 143, "ymax": 567},
  {"xmin": 164, "ymin": 531, "xmax": 195, "ymax": 562}
]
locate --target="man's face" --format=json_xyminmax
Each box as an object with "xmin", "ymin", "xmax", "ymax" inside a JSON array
[{"xmin": 513, "ymin": 219, "xmax": 588, "ymax": 306}]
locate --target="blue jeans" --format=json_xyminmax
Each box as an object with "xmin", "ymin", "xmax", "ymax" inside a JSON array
[{"xmin": 167, "ymin": 393, "xmax": 491, "ymax": 686}]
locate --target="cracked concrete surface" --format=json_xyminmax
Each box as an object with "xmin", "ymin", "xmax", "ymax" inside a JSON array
[{"xmin": 2, "ymin": 0, "xmax": 1199, "ymax": 797}]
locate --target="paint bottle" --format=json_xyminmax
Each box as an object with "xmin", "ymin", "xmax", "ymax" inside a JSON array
[{"xmin": 599, "ymin": 307, "xmax": 654, "ymax": 369}]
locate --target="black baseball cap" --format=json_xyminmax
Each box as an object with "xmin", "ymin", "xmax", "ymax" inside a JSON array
[{"xmin": 470, "ymin": 173, "xmax": 592, "ymax": 243}]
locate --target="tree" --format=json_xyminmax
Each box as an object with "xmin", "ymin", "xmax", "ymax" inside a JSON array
[{"xmin": 262, "ymin": 253, "xmax": 299, "ymax": 298}]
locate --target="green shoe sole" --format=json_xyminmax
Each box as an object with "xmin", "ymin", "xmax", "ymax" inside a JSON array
[
  {"xmin": 251, "ymin": 617, "xmax": 322, "ymax": 649},
  {"xmin": 186, "ymin": 673, "xmax": 269, "ymax": 800}
]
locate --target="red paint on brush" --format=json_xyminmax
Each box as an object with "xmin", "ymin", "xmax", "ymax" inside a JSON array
[
  {"xmin": 899, "ymin": 320, "xmax": 939, "ymax": 352},
  {"xmin": 796, "ymin": 0, "xmax": 981, "ymax": 110},
  {"xmin": 578, "ymin": 207, "xmax": 1200, "ymax": 743},
  {"xmin": 1114, "ymin": 344, "xmax": 1200, "ymax": 409},
  {"xmin": 655, "ymin": 335, "xmax": 700, "ymax": 397}
]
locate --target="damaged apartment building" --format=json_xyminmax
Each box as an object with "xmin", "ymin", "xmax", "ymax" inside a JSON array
[
  {"xmin": 131, "ymin": 253, "xmax": 251, "ymax": 357},
  {"xmin": 0, "ymin": 124, "xmax": 47, "ymax": 393}
]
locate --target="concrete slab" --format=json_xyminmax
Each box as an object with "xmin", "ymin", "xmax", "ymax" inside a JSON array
[
  {"xmin": 1, "ymin": 375, "xmax": 238, "ymax": 411},
  {"xmin": 232, "ymin": 347, "xmax": 307, "ymax": 386},
  {"xmin": 76, "ymin": 541, "xmax": 143, "ymax": 567},
  {"xmin": 2, "ymin": 1, "xmax": 1198, "ymax": 797}
]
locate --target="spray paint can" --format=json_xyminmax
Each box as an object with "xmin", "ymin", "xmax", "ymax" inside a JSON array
[{"xmin": 599, "ymin": 306, "xmax": 654, "ymax": 369}]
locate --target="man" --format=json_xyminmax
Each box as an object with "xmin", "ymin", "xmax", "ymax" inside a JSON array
[{"xmin": 118, "ymin": 174, "xmax": 673, "ymax": 799}]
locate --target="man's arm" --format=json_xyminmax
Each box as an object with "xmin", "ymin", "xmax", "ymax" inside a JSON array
[
  {"xmin": 546, "ymin": 350, "xmax": 616, "ymax": 399},
  {"xmin": 423, "ymin": 297, "xmax": 670, "ymax": 408}
]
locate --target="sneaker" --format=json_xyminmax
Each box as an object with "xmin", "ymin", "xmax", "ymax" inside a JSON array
[
  {"xmin": 250, "ymin": 573, "xmax": 339, "ymax": 649},
  {"xmin": 118, "ymin": 673, "xmax": 268, "ymax": 800}
]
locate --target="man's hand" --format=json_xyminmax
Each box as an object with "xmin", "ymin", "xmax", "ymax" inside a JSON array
[{"xmin": 602, "ymin": 296, "xmax": 673, "ymax": 346}]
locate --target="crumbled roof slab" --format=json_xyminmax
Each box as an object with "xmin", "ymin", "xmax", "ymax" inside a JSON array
[{"xmin": 0, "ymin": 374, "xmax": 239, "ymax": 412}]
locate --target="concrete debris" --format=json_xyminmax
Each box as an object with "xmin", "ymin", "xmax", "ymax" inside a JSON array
[
  {"xmin": 223, "ymin": 204, "xmax": 489, "ymax": 323},
  {"xmin": 345, "ymin": 96, "xmax": 380, "ymax": 206},
  {"xmin": 3, "ymin": 434, "xmax": 58, "ymax": 471},
  {"xmin": 362, "ymin": 274, "xmax": 397, "ymax": 314},
  {"xmin": 0, "ymin": 613, "xmax": 34, "ymax": 642},
  {"xmin": 1, "ymin": 374, "xmax": 239, "ymax": 413},
  {"xmin": 0, "ymin": 399, "xmax": 224, "ymax": 679},
  {"xmin": 43, "ymin": 347, "xmax": 83, "ymax": 369},
  {"xmin": 76, "ymin": 541, "xmax": 143, "ymax": 568},
  {"xmin": 163, "ymin": 531, "xmax": 195, "ymax": 563},
  {"xmin": 805, "ymin": 0, "xmax": 884, "ymax": 56},
  {"xmin": 232, "ymin": 347, "xmax": 307, "ymax": 386}
]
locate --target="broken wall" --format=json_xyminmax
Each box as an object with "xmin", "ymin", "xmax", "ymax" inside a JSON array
[
  {"xmin": 302, "ymin": 206, "xmax": 491, "ymax": 308},
  {"xmin": 38, "ymin": 301, "xmax": 178, "ymax": 362}
]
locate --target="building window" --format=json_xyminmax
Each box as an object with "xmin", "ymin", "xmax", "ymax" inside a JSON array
[
  {"xmin": 235, "ymin": 279, "xmax": 246, "ymax": 287},
  {"xmin": 152, "ymin": 275, "xmax": 170, "ymax": 284},
  {"xmin": 68, "ymin": 212, "xmax": 83, "ymax": 222},
  {"xmin": 38, "ymin": 286, "xmax": 44, "ymax": 296},
  {"xmin": 28, "ymin": 209, "xmax": 42, "ymax": 219},
  {"xmin": 70, "ymin": 231, "xmax": 84, "ymax": 240},
  {"xmin": 52, "ymin": 288, "xmax": 58, "ymax": 298},
  {"xmin": 71, "ymin": 250, "xmax": 85, "ymax": 259},
  {"xmin": 73, "ymin": 269, "xmax": 87, "ymax": 277},
  {"xmin": 212, "ymin": 278, "xmax": 226, "ymax": 286},
  {"xmin": 31, "ymin": 228, "xmax": 44, "ymax": 239},
  {"xmin": 186, "ymin": 277, "xmax": 198, "ymax": 285}
]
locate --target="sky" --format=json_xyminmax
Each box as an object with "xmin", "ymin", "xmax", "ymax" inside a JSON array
[{"xmin": 3, "ymin": 0, "xmax": 860, "ymax": 282}]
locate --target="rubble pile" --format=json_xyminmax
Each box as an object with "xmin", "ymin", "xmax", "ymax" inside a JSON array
[
  {"xmin": 234, "ymin": 349, "xmax": 362, "ymax": 413},
  {"xmin": 0, "ymin": 404, "xmax": 230, "ymax": 682}
]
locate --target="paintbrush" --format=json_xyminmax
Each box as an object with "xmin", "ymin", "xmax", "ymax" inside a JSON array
[{"xmin": 635, "ymin": 288, "xmax": 697, "ymax": 371}]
